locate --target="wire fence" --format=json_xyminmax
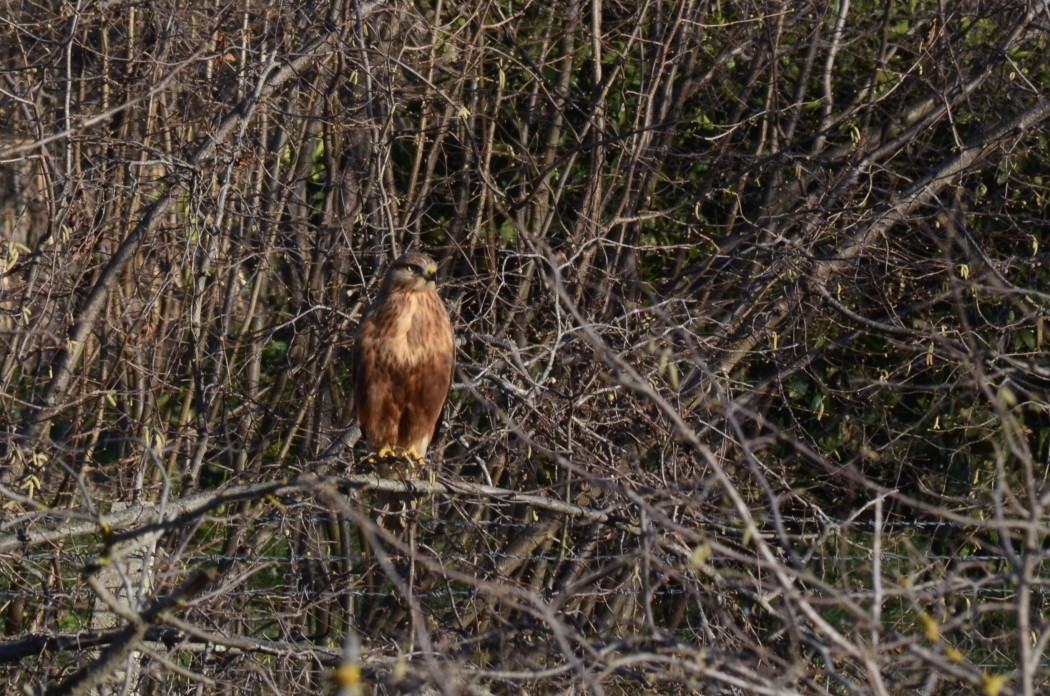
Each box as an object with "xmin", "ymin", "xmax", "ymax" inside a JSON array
[{"xmin": 3, "ymin": 468, "xmax": 1048, "ymax": 695}]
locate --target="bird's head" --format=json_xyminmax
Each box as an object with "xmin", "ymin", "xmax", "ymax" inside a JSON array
[{"xmin": 383, "ymin": 252, "xmax": 439, "ymax": 292}]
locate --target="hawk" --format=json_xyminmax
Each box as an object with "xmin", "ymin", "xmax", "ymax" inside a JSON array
[{"xmin": 352, "ymin": 251, "xmax": 455, "ymax": 464}]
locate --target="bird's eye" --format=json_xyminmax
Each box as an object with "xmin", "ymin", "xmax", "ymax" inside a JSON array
[{"xmin": 409, "ymin": 264, "xmax": 423, "ymax": 275}]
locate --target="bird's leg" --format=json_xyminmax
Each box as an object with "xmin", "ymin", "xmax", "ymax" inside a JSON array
[
  {"xmin": 407, "ymin": 446, "xmax": 437, "ymax": 485},
  {"xmin": 403, "ymin": 446, "xmax": 427, "ymax": 476},
  {"xmin": 362, "ymin": 445, "xmax": 400, "ymax": 467}
]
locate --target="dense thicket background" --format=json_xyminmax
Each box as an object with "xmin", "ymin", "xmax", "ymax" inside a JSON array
[{"xmin": 1, "ymin": 0, "xmax": 1049, "ymax": 694}]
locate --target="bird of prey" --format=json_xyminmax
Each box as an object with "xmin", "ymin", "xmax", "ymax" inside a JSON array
[{"xmin": 352, "ymin": 252, "xmax": 454, "ymax": 530}]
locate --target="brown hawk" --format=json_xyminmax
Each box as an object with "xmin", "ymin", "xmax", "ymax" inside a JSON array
[{"xmin": 352, "ymin": 251, "xmax": 455, "ymax": 465}]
